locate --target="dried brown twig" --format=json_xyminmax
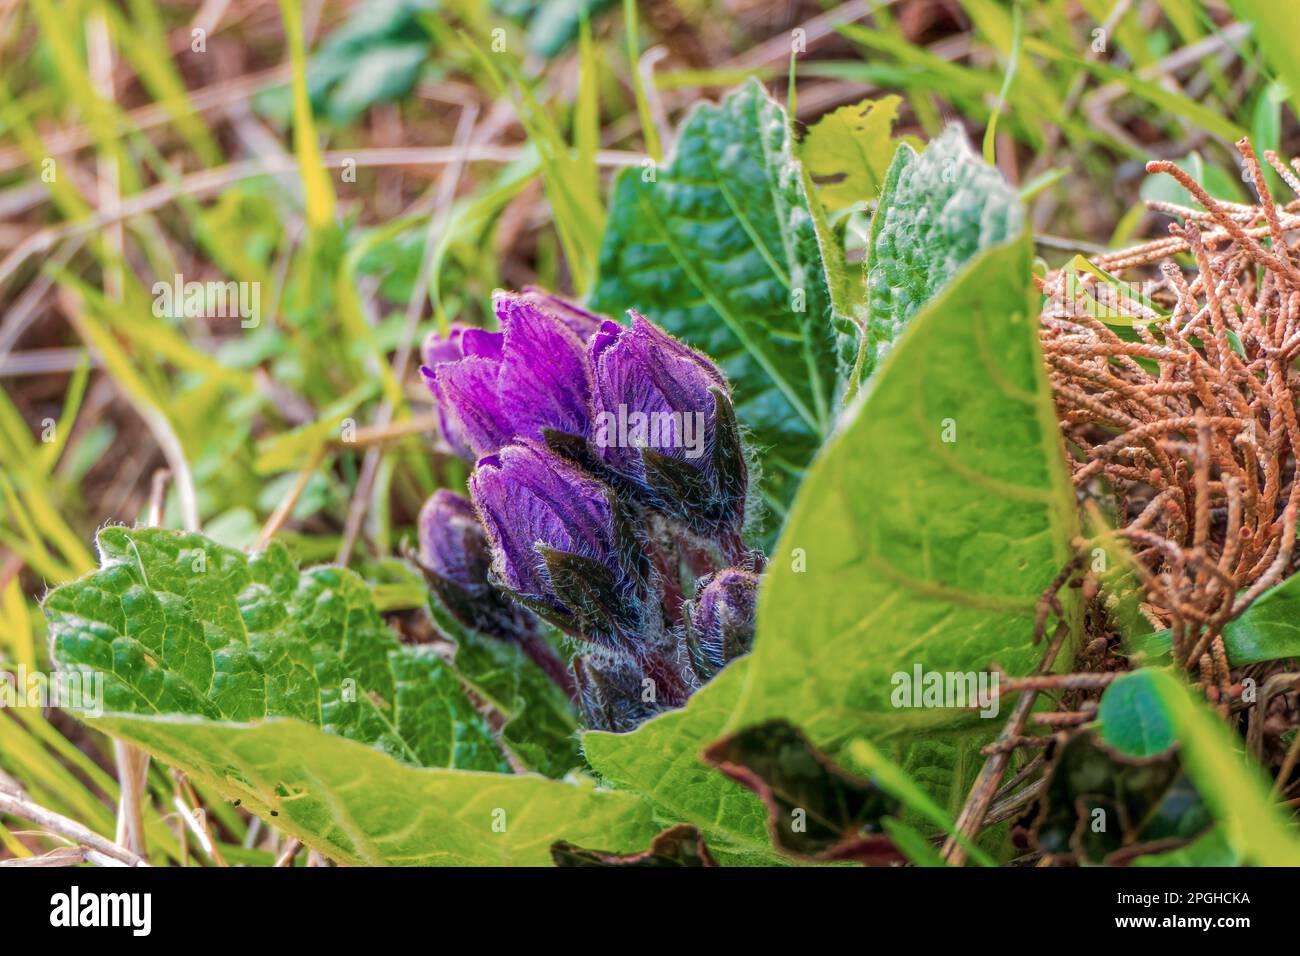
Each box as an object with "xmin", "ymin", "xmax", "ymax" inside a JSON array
[{"xmin": 1040, "ymin": 138, "xmax": 1300, "ymax": 676}]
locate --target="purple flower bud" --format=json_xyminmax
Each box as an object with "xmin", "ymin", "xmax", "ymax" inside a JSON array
[
  {"xmin": 518, "ymin": 287, "xmax": 606, "ymax": 341},
  {"xmin": 419, "ymin": 324, "xmax": 508, "ymax": 459},
  {"xmin": 469, "ymin": 441, "xmax": 648, "ymax": 648},
  {"xmin": 418, "ymin": 489, "xmax": 492, "ymax": 593},
  {"xmin": 416, "ymin": 489, "xmax": 523, "ymax": 640},
  {"xmin": 589, "ymin": 313, "xmax": 748, "ymax": 537},
  {"xmin": 685, "ymin": 567, "xmax": 760, "ymax": 679},
  {"xmin": 422, "ymin": 294, "xmax": 593, "ymax": 459}
]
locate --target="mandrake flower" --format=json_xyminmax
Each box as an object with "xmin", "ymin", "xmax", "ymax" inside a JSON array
[
  {"xmin": 1039, "ymin": 137, "xmax": 1300, "ymax": 691},
  {"xmin": 419, "ymin": 290, "xmax": 760, "ymax": 730}
]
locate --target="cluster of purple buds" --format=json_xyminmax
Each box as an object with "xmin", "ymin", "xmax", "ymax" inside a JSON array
[{"xmin": 414, "ymin": 289, "xmax": 760, "ymax": 730}]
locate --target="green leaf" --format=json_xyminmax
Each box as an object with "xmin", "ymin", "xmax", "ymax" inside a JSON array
[
  {"xmin": 46, "ymin": 527, "xmax": 506, "ymax": 771},
  {"xmin": 863, "ymin": 125, "xmax": 1024, "ymax": 382},
  {"xmin": 45, "ymin": 527, "xmax": 657, "ymax": 864},
  {"xmin": 93, "ymin": 713, "xmax": 657, "ymax": 865},
  {"xmin": 592, "ymin": 79, "xmax": 845, "ymax": 518},
  {"xmin": 800, "ymin": 96, "xmax": 915, "ymax": 212},
  {"xmin": 1219, "ymin": 572, "xmax": 1300, "ymax": 665},
  {"xmin": 738, "ymin": 230, "xmax": 1077, "ymax": 791},
  {"xmin": 587, "ymin": 211, "xmax": 1078, "ymax": 857},
  {"xmin": 1096, "ymin": 669, "xmax": 1300, "ymax": 866},
  {"xmin": 430, "ymin": 598, "xmax": 583, "ymax": 779},
  {"xmin": 1125, "ymin": 568, "xmax": 1300, "ymax": 667}
]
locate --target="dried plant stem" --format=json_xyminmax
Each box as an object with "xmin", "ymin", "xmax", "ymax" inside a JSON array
[
  {"xmin": 943, "ymin": 617, "xmax": 1072, "ymax": 866},
  {"xmin": 0, "ymin": 790, "xmax": 146, "ymax": 866}
]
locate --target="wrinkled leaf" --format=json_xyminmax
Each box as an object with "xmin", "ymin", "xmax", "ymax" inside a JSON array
[
  {"xmin": 863, "ymin": 125, "xmax": 1024, "ymax": 381},
  {"xmin": 429, "ymin": 595, "xmax": 582, "ymax": 778},
  {"xmin": 43, "ymin": 528, "xmax": 661, "ymax": 864}
]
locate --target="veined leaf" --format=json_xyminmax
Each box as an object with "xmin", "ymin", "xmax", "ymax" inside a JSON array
[
  {"xmin": 44, "ymin": 527, "xmax": 658, "ymax": 864},
  {"xmin": 95, "ymin": 713, "xmax": 657, "ymax": 866},
  {"xmin": 46, "ymin": 528, "xmax": 505, "ymax": 770},
  {"xmin": 592, "ymin": 79, "xmax": 845, "ymax": 519},
  {"xmin": 587, "ymin": 209, "xmax": 1077, "ymax": 855}
]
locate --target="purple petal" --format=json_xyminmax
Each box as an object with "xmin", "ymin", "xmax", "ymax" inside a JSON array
[
  {"xmin": 494, "ymin": 294, "xmax": 593, "ymax": 445},
  {"xmin": 437, "ymin": 357, "xmax": 515, "ymax": 458},
  {"xmin": 520, "ymin": 287, "xmax": 606, "ymax": 341},
  {"xmin": 470, "ymin": 442, "xmax": 616, "ymax": 601},
  {"xmin": 590, "ymin": 314, "xmax": 725, "ymax": 475}
]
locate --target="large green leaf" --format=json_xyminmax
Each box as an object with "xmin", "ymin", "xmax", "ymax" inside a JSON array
[
  {"xmin": 93, "ymin": 714, "xmax": 657, "ymax": 865},
  {"xmin": 45, "ymin": 527, "xmax": 656, "ymax": 864},
  {"xmin": 863, "ymin": 126, "xmax": 1024, "ymax": 382},
  {"xmin": 46, "ymin": 527, "xmax": 505, "ymax": 771},
  {"xmin": 587, "ymin": 221, "xmax": 1079, "ymax": 853},
  {"xmin": 591, "ymin": 79, "xmax": 844, "ymax": 518},
  {"xmin": 1097, "ymin": 669, "xmax": 1300, "ymax": 866}
]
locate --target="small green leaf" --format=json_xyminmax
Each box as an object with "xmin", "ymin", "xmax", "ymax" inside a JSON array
[
  {"xmin": 863, "ymin": 125, "xmax": 1024, "ymax": 381},
  {"xmin": 801, "ymin": 96, "xmax": 915, "ymax": 212},
  {"xmin": 1219, "ymin": 573, "xmax": 1300, "ymax": 665},
  {"xmin": 1096, "ymin": 669, "xmax": 1300, "ymax": 866}
]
